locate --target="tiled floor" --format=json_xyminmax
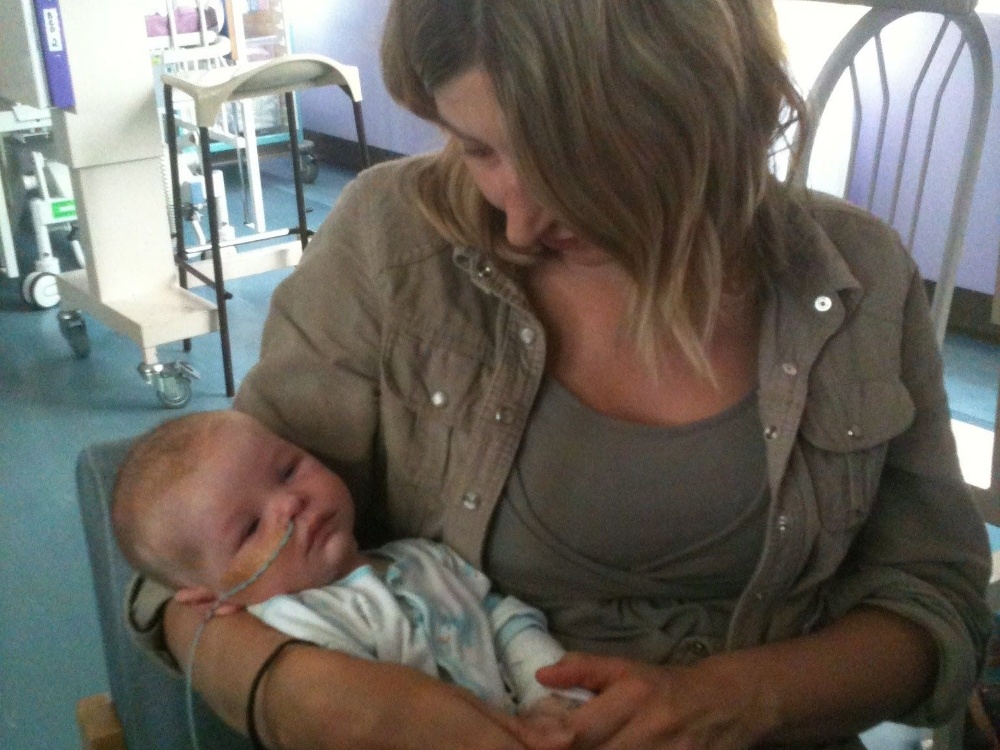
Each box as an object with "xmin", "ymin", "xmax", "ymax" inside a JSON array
[
  {"xmin": 1, "ymin": 159, "xmax": 998, "ymax": 750},
  {"xmin": 946, "ymin": 333, "xmax": 999, "ymax": 492}
]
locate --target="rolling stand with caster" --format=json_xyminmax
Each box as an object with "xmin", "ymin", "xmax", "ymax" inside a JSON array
[{"xmin": 161, "ymin": 53, "xmax": 370, "ymax": 398}]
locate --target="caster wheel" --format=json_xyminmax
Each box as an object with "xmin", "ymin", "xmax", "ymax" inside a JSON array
[
  {"xmin": 299, "ymin": 154, "xmax": 319, "ymax": 184},
  {"xmin": 155, "ymin": 374, "xmax": 192, "ymax": 409},
  {"xmin": 57, "ymin": 310, "xmax": 90, "ymax": 359},
  {"xmin": 22, "ymin": 271, "xmax": 59, "ymax": 309},
  {"xmin": 138, "ymin": 360, "xmax": 200, "ymax": 409}
]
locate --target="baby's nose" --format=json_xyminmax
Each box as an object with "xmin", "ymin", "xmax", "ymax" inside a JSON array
[{"xmin": 272, "ymin": 494, "xmax": 304, "ymax": 524}]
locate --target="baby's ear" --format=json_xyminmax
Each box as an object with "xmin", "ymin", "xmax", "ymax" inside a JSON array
[{"xmin": 173, "ymin": 586, "xmax": 219, "ymax": 606}]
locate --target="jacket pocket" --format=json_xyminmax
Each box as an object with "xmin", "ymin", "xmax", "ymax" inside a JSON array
[
  {"xmin": 380, "ymin": 329, "xmax": 488, "ymax": 504},
  {"xmin": 799, "ymin": 378, "xmax": 915, "ymax": 532}
]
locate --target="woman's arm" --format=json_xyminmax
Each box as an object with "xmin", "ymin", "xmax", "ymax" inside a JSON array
[
  {"xmin": 537, "ymin": 605, "xmax": 934, "ymax": 750},
  {"xmin": 165, "ymin": 599, "xmax": 544, "ymax": 750}
]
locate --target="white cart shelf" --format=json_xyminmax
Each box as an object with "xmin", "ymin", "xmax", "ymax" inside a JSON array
[{"xmin": 161, "ymin": 53, "xmax": 369, "ymax": 397}]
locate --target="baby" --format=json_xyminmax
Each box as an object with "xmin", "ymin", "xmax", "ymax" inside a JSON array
[{"xmin": 111, "ymin": 409, "xmax": 587, "ymax": 719}]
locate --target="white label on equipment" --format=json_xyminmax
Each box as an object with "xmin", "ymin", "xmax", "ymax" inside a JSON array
[{"xmin": 43, "ymin": 9, "xmax": 64, "ymax": 52}]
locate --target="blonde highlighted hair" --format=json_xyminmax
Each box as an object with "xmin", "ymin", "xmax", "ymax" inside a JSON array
[{"xmin": 381, "ymin": 0, "xmax": 808, "ymax": 376}]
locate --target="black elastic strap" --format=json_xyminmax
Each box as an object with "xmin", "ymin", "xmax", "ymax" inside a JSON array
[{"xmin": 247, "ymin": 638, "xmax": 310, "ymax": 750}]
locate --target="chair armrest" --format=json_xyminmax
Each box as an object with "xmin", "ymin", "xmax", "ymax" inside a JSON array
[{"xmin": 76, "ymin": 694, "xmax": 126, "ymax": 750}]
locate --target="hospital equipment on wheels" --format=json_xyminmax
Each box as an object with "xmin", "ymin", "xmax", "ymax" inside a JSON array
[
  {"xmin": 0, "ymin": 101, "xmax": 83, "ymax": 310},
  {"xmin": 160, "ymin": 53, "xmax": 370, "ymax": 398},
  {"xmin": 20, "ymin": 147, "xmax": 84, "ymax": 309},
  {"xmin": 1, "ymin": 0, "xmax": 372, "ymax": 409}
]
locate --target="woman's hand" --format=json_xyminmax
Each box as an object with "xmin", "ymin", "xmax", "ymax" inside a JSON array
[
  {"xmin": 534, "ymin": 653, "xmax": 773, "ymax": 750},
  {"xmin": 534, "ymin": 607, "xmax": 937, "ymax": 750},
  {"xmin": 164, "ymin": 598, "xmax": 567, "ymax": 750}
]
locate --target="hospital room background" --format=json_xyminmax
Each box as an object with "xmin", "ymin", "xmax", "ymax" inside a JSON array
[{"xmin": 2, "ymin": 2, "xmax": 1000, "ymax": 750}]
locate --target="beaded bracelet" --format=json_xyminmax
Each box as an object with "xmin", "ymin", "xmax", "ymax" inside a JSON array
[{"xmin": 247, "ymin": 638, "xmax": 311, "ymax": 750}]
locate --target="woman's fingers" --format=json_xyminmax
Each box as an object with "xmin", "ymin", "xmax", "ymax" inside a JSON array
[
  {"xmin": 537, "ymin": 652, "xmax": 768, "ymax": 750},
  {"xmin": 566, "ymin": 672, "xmax": 654, "ymax": 747},
  {"xmin": 535, "ymin": 652, "xmax": 632, "ymax": 693}
]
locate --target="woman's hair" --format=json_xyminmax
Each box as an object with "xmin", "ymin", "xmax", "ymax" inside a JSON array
[{"xmin": 381, "ymin": 0, "xmax": 808, "ymax": 376}]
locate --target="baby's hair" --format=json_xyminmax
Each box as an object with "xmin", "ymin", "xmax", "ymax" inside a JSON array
[{"xmin": 111, "ymin": 410, "xmax": 237, "ymax": 589}]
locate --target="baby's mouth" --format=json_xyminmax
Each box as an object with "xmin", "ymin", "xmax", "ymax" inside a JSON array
[{"xmin": 305, "ymin": 513, "xmax": 335, "ymax": 555}]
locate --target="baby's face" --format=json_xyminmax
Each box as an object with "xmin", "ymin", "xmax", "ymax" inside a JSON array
[{"xmin": 168, "ymin": 416, "xmax": 364, "ymax": 604}]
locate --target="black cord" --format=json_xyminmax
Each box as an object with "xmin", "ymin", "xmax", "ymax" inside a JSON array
[{"xmin": 247, "ymin": 638, "xmax": 311, "ymax": 750}]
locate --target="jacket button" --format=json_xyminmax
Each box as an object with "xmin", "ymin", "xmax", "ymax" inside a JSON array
[
  {"xmin": 477, "ymin": 262, "xmax": 495, "ymax": 279},
  {"xmin": 430, "ymin": 390, "xmax": 448, "ymax": 407},
  {"xmin": 689, "ymin": 640, "xmax": 708, "ymax": 656},
  {"xmin": 814, "ymin": 295, "xmax": 832, "ymax": 312},
  {"xmin": 781, "ymin": 362, "xmax": 797, "ymax": 376},
  {"xmin": 462, "ymin": 492, "xmax": 480, "ymax": 510},
  {"xmin": 519, "ymin": 327, "xmax": 536, "ymax": 346},
  {"xmin": 777, "ymin": 514, "xmax": 790, "ymax": 532},
  {"xmin": 847, "ymin": 425, "xmax": 863, "ymax": 439},
  {"xmin": 763, "ymin": 425, "xmax": 779, "ymax": 440},
  {"xmin": 494, "ymin": 408, "xmax": 513, "ymax": 424}
]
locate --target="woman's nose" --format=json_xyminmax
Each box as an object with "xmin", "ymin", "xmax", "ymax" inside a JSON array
[{"xmin": 498, "ymin": 167, "xmax": 548, "ymax": 249}]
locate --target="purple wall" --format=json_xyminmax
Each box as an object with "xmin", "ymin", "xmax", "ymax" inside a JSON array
[
  {"xmin": 288, "ymin": 0, "xmax": 444, "ymax": 156},
  {"xmin": 846, "ymin": 12, "xmax": 1000, "ymax": 295}
]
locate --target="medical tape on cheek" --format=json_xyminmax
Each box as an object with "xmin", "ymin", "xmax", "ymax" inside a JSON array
[
  {"xmin": 185, "ymin": 520, "xmax": 295, "ymax": 750},
  {"xmin": 220, "ymin": 520, "xmax": 297, "ymax": 593}
]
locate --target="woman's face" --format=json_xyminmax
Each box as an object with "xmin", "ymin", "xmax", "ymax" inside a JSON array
[{"xmin": 434, "ymin": 68, "xmax": 606, "ymax": 263}]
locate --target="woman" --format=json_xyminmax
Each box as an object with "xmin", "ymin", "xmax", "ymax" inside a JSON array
[{"xmin": 138, "ymin": 1, "xmax": 992, "ymax": 748}]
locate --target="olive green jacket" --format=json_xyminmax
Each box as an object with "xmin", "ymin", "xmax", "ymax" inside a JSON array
[{"xmin": 131, "ymin": 156, "xmax": 991, "ymax": 731}]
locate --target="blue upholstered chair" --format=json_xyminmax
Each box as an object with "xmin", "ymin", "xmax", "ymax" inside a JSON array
[{"xmin": 75, "ymin": 438, "xmax": 251, "ymax": 750}]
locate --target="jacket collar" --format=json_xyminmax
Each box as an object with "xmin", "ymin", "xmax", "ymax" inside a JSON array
[{"xmin": 774, "ymin": 195, "xmax": 865, "ymax": 315}]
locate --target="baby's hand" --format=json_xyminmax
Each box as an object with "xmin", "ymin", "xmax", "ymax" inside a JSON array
[
  {"xmin": 208, "ymin": 601, "xmax": 245, "ymax": 617},
  {"xmin": 171, "ymin": 590, "xmax": 244, "ymax": 617},
  {"xmin": 519, "ymin": 693, "xmax": 578, "ymax": 723},
  {"xmin": 514, "ymin": 695, "xmax": 577, "ymax": 750}
]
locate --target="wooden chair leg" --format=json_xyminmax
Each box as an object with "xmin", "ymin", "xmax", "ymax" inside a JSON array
[{"xmin": 76, "ymin": 693, "xmax": 127, "ymax": 750}]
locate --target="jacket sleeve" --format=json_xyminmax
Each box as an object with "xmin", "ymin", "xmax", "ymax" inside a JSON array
[
  {"xmin": 487, "ymin": 594, "xmax": 571, "ymax": 709},
  {"xmin": 233, "ymin": 173, "xmax": 385, "ymax": 528},
  {"xmin": 823, "ymin": 264, "xmax": 992, "ymax": 727}
]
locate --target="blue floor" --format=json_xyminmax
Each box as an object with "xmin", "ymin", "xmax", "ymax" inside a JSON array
[
  {"xmin": 1, "ymin": 159, "xmax": 998, "ymax": 750},
  {"xmin": 944, "ymin": 332, "xmax": 1000, "ymax": 430}
]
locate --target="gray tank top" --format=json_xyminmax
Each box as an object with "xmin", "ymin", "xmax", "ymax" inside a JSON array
[{"xmin": 483, "ymin": 377, "xmax": 769, "ymax": 663}]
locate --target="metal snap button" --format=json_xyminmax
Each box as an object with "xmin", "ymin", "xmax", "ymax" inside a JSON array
[
  {"xmin": 519, "ymin": 327, "xmax": 536, "ymax": 346},
  {"xmin": 781, "ymin": 362, "xmax": 797, "ymax": 376},
  {"xmin": 430, "ymin": 390, "xmax": 448, "ymax": 408},
  {"xmin": 461, "ymin": 492, "xmax": 480, "ymax": 510},
  {"xmin": 494, "ymin": 408, "xmax": 513, "ymax": 424},
  {"xmin": 763, "ymin": 425, "xmax": 779, "ymax": 440},
  {"xmin": 477, "ymin": 262, "xmax": 495, "ymax": 279},
  {"xmin": 814, "ymin": 295, "xmax": 832, "ymax": 312}
]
